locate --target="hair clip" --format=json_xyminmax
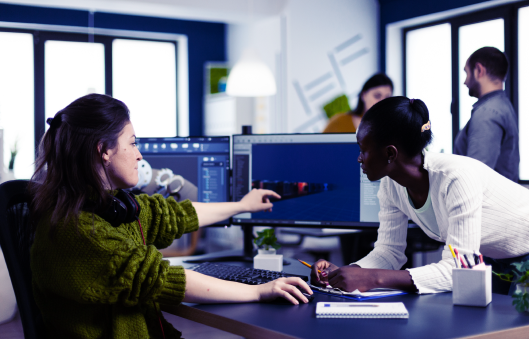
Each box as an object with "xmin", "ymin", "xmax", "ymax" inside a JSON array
[
  {"xmin": 421, "ymin": 121, "xmax": 431, "ymax": 133},
  {"xmin": 46, "ymin": 117, "xmax": 54, "ymax": 126},
  {"xmin": 410, "ymin": 98, "xmax": 415, "ymax": 104}
]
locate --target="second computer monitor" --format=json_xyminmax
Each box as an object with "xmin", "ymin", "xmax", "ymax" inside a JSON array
[
  {"xmin": 135, "ymin": 136, "xmax": 230, "ymax": 205},
  {"xmin": 232, "ymin": 133, "xmax": 380, "ymax": 228}
]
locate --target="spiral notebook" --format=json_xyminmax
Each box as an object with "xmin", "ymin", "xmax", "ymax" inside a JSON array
[{"xmin": 316, "ymin": 302, "xmax": 409, "ymax": 319}]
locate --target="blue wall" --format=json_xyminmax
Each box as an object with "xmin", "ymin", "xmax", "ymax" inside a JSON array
[
  {"xmin": 378, "ymin": 0, "xmax": 491, "ymax": 71},
  {"xmin": 0, "ymin": 2, "xmax": 227, "ymax": 136}
]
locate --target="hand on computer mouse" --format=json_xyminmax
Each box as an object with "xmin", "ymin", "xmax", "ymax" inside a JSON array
[{"xmin": 257, "ymin": 277, "xmax": 313, "ymax": 305}]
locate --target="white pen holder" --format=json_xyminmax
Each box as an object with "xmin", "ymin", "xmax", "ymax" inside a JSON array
[{"xmin": 452, "ymin": 265, "xmax": 492, "ymax": 307}]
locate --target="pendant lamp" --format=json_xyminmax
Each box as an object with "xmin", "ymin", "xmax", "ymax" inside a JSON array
[{"xmin": 226, "ymin": 48, "xmax": 277, "ymax": 97}]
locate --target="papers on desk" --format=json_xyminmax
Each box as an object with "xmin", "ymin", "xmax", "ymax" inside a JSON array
[
  {"xmin": 316, "ymin": 302, "xmax": 409, "ymax": 319},
  {"xmin": 310, "ymin": 284, "xmax": 407, "ymax": 301}
]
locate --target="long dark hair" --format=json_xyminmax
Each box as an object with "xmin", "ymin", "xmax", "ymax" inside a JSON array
[
  {"xmin": 29, "ymin": 94, "xmax": 130, "ymax": 235},
  {"xmin": 351, "ymin": 73, "xmax": 393, "ymax": 116},
  {"xmin": 361, "ymin": 96, "xmax": 433, "ymax": 157}
]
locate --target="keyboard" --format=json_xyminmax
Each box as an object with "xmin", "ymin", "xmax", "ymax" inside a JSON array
[{"xmin": 190, "ymin": 262, "xmax": 309, "ymax": 285}]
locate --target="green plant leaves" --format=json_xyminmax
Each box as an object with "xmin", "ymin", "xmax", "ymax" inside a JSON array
[
  {"xmin": 508, "ymin": 260, "xmax": 529, "ymax": 312},
  {"xmin": 511, "ymin": 261, "xmax": 529, "ymax": 284},
  {"xmin": 512, "ymin": 290, "xmax": 529, "ymax": 313},
  {"xmin": 512, "ymin": 261, "xmax": 529, "ymax": 273},
  {"xmin": 253, "ymin": 228, "xmax": 281, "ymax": 251},
  {"xmin": 492, "ymin": 271, "xmax": 513, "ymax": 282}
]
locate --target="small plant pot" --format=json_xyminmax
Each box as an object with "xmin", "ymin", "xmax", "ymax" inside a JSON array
[
  {"xmin": 515, "ymin": 283, "xmax": 529, "ymax": 294},
  {"xmin": 513, "ymin": 283, "xmax": 529, "ymax": 313},
  {"xmin": 254, "ymin": 249, "xmax": 282, "ymax": 271},
  {"xmin": 257, "ymin": 248, "xmax": 277, "ymax": 255}
]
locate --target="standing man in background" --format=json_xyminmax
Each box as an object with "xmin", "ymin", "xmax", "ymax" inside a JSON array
[{"xmin": 454, "ymin": 47, "xmax": 519, "ymax": 182}]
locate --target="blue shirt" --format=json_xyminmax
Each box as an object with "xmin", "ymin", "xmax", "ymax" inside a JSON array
[{"xmin": 454, "ymin": 90, "xmax": 519, "ymax": 182}]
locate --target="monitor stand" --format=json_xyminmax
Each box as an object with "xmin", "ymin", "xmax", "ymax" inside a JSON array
[{"xmin": 183, "ymin": 225, "xmax": 290, "ymax": 265}]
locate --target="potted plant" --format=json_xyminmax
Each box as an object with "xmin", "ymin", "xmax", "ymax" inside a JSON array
[
  {"xmin": 493, "ymin": 260, "xmax": 529, "ymax": 312},
  {"xmin": 253, "ymin": 228, "xmax": 283, "ymax": 271},
  {"xmin": 253, "ymin": 228, "xmax": 281, "ymax": 254}
]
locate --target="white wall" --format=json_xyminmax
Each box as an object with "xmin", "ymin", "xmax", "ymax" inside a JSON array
[
  {"xmin": 227, "ymin": 16, "xmax": 282, "ymax": 134},
  {"xmin": 226, "ymin": 0, "xmax": 379, "ymax": 134}
]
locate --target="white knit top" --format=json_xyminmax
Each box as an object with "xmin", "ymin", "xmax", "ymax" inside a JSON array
[{"xmin": 355, "ymin": 151, "xmax": 529, "ymax": 294}]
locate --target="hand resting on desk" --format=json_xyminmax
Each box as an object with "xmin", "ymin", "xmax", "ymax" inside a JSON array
[
  {"xmin": 183, "ymin": 270, "xmax": 313, "ymax": 305},
  {"xmin": 310, "ymin": 259, "xmax": 417, "ymax": 293}
]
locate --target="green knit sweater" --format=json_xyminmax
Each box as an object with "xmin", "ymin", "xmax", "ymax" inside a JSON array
[{"xmin": 30, "ymin": 194, "xmax": 199, "ymax": 338}]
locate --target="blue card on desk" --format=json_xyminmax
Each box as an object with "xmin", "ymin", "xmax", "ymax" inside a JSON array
[{"xmin": 310, "ymin": 284, "xmax": 407, "ymax": 301}]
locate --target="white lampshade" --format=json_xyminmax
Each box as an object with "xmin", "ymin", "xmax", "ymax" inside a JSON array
[{"xmin": 226, "ymin": 49, "xmax": 277, "ymax": 97}]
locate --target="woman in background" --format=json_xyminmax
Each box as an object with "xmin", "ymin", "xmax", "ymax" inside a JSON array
[
  {"xmin": 29, "ymin": 94, "xmax": 311, "ymax": 339},
  {"xmin": 323, "ymin": 73, "xmax": 393, "ymax": 133}
]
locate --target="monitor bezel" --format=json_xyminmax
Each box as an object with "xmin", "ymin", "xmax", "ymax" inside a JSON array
[{"xmin": 229, "ymin": 132, "xmax": 380, "ymax": 229}]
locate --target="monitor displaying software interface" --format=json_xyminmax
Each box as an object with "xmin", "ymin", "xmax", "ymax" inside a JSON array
[
  {"xmin": 231, "ymin": 133, "xmax": 381, "ymax": 227},
  {"xmin": 135, "ymin": 136, "xmax": 230, "ymax": 205}
]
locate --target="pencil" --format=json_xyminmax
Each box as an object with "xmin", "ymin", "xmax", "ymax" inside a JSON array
[
  {"xmin": 448, "ymin": 244, "xmax": 459, "ymax": 268},
  {"xmin": 454, "ymin": 248, "xmax": 468, "ymax": 268},
  {"xmin": 297, "ymin": 259, "xmax": 322, "ymax": 273}
]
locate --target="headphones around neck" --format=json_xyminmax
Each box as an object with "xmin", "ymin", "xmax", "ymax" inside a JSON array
[{"xmin": 96, "ymin": 190, "xmax": 141, "ymax": 227}]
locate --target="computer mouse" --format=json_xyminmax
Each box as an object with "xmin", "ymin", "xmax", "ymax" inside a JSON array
[
  {"xmin": 271, "ymin": 286, "xmax": 314, "ymax": 304},
  {"xmin": 300, "ymin": 290, "xmax": 315, "ymax": 302}
]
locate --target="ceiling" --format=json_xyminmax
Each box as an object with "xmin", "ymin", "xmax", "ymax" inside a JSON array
[{"xmin": 0, "ymin": 0, "xmax": 287, "ymax": 23}]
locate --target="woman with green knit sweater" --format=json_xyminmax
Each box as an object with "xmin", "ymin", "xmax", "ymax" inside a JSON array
[{"xmin": 29, "ymin": 94, "xmax": 311, "ymax": 339}]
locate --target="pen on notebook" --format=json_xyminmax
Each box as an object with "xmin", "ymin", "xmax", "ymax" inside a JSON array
[{"xmin": 448, "ymin": 244, "xmax": 459, "ymax": 268}]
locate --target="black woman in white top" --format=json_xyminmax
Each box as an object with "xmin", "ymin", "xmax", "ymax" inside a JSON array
[{"xmin": 311, "ymin": 96, "xmax": 529, "ymax": 295}]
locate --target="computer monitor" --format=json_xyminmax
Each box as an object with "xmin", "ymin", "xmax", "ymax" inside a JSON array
[
  {"xmin": 135, "ymin": 136, "xmax": 231, "ymax": 224},
  {"xmin": 231, "ymin": 133, "xmax": 381, "ymax": 228}
]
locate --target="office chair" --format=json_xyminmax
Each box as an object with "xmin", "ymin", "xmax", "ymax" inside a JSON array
[{"xmin": 0, "ymin": 180, "xmax": 46, "ymax": 339}]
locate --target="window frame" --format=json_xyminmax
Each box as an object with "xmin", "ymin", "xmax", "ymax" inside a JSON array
[
  {"xmin": 402, "ymin": 0, "xmax": 529, "ymax": 183},
  {"xmin": 0, "ymin": 23, "xmax": 187, "ymax": 171}
]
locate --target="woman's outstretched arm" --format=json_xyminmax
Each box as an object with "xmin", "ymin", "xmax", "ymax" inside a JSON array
[{"xmin": 192, "ymin": 189, "xmax": 280, "ymax": 226}]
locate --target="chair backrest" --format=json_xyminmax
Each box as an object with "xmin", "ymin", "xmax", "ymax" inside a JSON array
[{"xmin": 0, "ymin": 180, "xmax": 46, "ymax": 339}]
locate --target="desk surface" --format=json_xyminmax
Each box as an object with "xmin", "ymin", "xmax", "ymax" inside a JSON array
[{"xmin": 164, "ymin": 252, "xmax": 529, "ymax": 339}]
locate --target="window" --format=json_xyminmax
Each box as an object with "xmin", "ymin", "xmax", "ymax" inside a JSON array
[
  {"xmin": 519, "ymin": 6, "xmax": 529, "ymax": 180},
  {"xmin": 113, "ymin": 39, "xmax": 177, "ymax": 137},
  {"xmin": 0, "ymin": 26, "xmax": 183, "ymax": 179},
  {"xmin": 45, "ymin": 41, "xmax": 105, "ymax": 121},
  {"xmin": 0, "ymin": 32, "xmax": 34, "ymax": 179},
  {"xmin": 406, "ymin": 23, "xmax": 452, "ymax": 153},
  {"xmin": 404, "ymin": 2, "xmax": 529, "ymax": 182},
  {"xmin": 458, "ymin": 19, "xmax": 504, "ymax": 129}
]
